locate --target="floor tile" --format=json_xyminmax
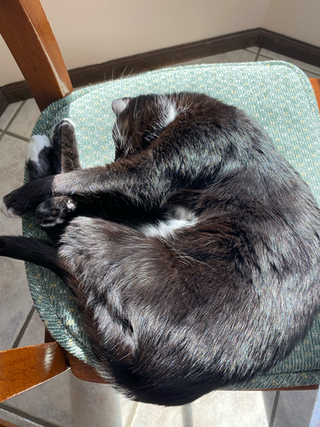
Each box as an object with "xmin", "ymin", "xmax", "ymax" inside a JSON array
[
  {"xmin": 0, "ymin": 101, "xmax": 22, "ymax": 131},
  {"xmin": 18, "ymin": 309, "xmax": 45, "ymax": 347},
  {"xmin": 0, "ymin": 407, "xmax": 45, "ymax": 427},
  {"xmin": 273, "ymin": 390, "xmax": 318, "ymax": 427},
  {"xmin": 0, "ymin": 134, "xmax": 27, "ymax": 214},
  {"xmin": 4, "ymin": 370, "xmax": 123, "ymax": 427},
  {"xmin": 7, "ymin": 99, "xmax": 40, "ymax": 139},
  {"xmin": 256, "ymin": 55, "xmax": 319, "ymax": 78},
  {"xmin": 257, "ymin": 49, "xmax": 320, "ymax": 76},
  {"xmin": 178, "ymin": 49, "xmax": 256, "ymax": 66},
  {"xmin": 131, "ymin": 402, "xmax": 183, "ymax": 427},
  {"xmin": 0, "ymin": 256, "xmax": 33, "ymax": 350},
  {"xmin": 191, "ymin": 391, "xmax": 269, "ymax": 427},
  {"xmin": 0, "ymin": 133, "xmax": 33, "ymax": 350}
]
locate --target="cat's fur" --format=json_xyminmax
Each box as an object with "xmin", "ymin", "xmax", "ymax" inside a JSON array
[{"xmin": 1, "ymin": 92, "xmax": 320, "ymax": 406}]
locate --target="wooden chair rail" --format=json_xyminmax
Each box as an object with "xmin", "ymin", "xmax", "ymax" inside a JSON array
[
  {"xmin": 310, "ymin": 78, "xmax": 320, "ymax": 111},
  {"xmin": 0, "ymin": 342, "xmax": 68, "ymax": 403},
  {"xmin": 0, "ymin": 419, "xmax": 21, "ymax": 427}
]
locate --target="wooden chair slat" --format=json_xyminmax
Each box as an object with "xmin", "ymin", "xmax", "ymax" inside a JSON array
[
  {"xmin": 310, "ymin": 78, "xmax": 320, "ymax": 112},
  {"xmin": 0, "ymin": 419, "xmax": 20, "ymax": 427},
  {"xmin": 0, "ymin": 0, "xmax": 73, "ymax": 111},
  {"xmin": 0, "ymin": 342, "xmax": 69, "ymax": 403}
]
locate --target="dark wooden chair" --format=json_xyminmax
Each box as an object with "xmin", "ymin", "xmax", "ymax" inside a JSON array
[{"xmin": 0, "ymin": 0, "xmax": 320, "ymax": 421}]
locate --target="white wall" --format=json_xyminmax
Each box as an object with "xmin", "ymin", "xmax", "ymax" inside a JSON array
[
  {"xmin": 263, "ymin": 0, "xmax": 320, "ymax": 46},
  {"xmin": 0, "ymin": 0, "xmax": 319, "ymax": 87},
  {"xmin": 0, "ymin": 0, "xmax": 270, "ymax": 86}
]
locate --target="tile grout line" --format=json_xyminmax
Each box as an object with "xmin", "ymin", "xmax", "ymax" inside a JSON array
[
  {"xmin": 181, "ymin": 404, "xmax": 194, "ymax": 427},
  {"xmin": 124, "ymin": 401, "xmax": 139, "ymax": 427},
  {"xmin": 254, "ymin": 47, "xmax": 262, "ymax": 62},
  {"xmin": 2, "ymin": 130, "xmax": 30, "ymax": 142},
  {"xmin": 12, "ymin": 306, "xmax": 36, "ymax": 349},
  {"xmin": 0, "ymin": 100, "xmax": 26, "ymax": 132},
  {"xmin": 0, "ymin": 403, "xmax": 61, "ymax": 427},
  {"xmin": 269, "ymin": 390, "xmax": 280, "ymax": 427},
  {"xmin": 0, "ymin": 100, "xmax": 33, "ymax": 143}
]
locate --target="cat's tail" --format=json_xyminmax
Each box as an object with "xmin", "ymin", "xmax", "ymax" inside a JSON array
[{"xmin": 0, "ymin": 236, "xmax": 68, "ymax": 281}]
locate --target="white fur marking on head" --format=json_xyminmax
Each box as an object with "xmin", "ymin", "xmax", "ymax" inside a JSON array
[
  {"xmin": 27, "ymin": 135, "xmax": 51, "ymax": 163},
  {"xmin": 165, "ymin": 102, "xmax": 177, "ymax": 126},
  {"xmin": 157, "ymin": 96, "xmax": 177, "ymax": 127}
]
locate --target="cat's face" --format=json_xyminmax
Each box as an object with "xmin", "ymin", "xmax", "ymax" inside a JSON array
[{"xmin": 112, "ymin": 94, "xmax": 178, "ymax": 160}]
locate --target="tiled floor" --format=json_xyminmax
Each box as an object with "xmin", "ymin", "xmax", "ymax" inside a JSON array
[{"xmin": 0, "ymin": 48, "xmax": 320, "ymax": 427}]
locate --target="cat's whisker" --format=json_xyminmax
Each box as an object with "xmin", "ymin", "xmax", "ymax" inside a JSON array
[
  {"xmin": 120, "ymin": 66, "xmax": 128, "ymax": 79},
  {"xmin": 127, "ymin": 67, "xmax": 135, "ymax": 78}
]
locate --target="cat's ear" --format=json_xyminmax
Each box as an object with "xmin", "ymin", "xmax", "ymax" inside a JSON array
[{"xmin": 112, "ymin": 97, "xmax": 132, "ymax": 115}]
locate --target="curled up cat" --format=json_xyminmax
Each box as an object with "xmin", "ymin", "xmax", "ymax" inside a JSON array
[{"xmin": 1, "ymin": 92, "xmax": 320, "ymax": 406}]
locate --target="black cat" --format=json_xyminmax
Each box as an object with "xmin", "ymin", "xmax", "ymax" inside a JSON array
[{"xmin": 1, "ymin": 92, "xmax": 320, "ymax": 406}]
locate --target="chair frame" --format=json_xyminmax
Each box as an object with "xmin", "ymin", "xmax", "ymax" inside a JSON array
[{"xmin": 0, "ymin": 0, "xmax": 320, "ymax": 409}]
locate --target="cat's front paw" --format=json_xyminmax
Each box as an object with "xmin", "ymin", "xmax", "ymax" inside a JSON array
[
  {"xmin": 50, "ymin": 118, "xmax": 75, "ymax": 140},
  {"xmin": 1, "ymin": 177, "xmax": 54, "ymax": 218},
  {"xmin": 35, "ymin": 196, "xmax": 78, "ymax": 227},
  {"xmin": 1, "ymin": 189, "xmax": 30, "ymax": 218},
  {"xmin": 0, "ymin": 197, "xmax": 21, "ymax": 218}
]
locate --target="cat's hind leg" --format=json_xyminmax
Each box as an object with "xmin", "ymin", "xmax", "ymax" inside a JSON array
[
  {"xmin": 51, "ymin": 119, "xmax": 81, "ymax": 174},
  {"xmin": 0, "ymin": 135, "xmax": 53, "ymax": 218}
]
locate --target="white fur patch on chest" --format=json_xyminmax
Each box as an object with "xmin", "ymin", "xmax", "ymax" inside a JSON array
[{"xmin": 138, "ymin": 207, "xmax": 198, "ymax": 239}]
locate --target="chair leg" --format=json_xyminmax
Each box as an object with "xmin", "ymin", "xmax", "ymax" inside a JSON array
[{"xmin": 0, "ymin": 0, "xmax": 73, "ymax": 111}]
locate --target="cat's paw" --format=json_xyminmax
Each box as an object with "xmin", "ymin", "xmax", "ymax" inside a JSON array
[
  {"xmin": 0, "ymin": 198, "xmax": 20, "ymax": 218},
  {"xmin": 35, "ymin": 196, "xmax": 78, "ymax": 227},
  {"xmin": 50, "ymin": 118, "xmax": 75, "ymax": 140},
  {"xmin": 1, "ymin": 190, "xmax": 26, "ymax": 218}
]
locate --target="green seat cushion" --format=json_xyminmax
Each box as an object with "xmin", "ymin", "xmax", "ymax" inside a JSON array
[{"xmin": 23, "ymin": 61, "xmax": 320, "ymax": 390}]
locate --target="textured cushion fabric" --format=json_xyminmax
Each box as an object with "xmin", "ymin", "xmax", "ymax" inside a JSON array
[{"xmin": 22, "ymin": 61, "xmax": 320, "ymax": 389}]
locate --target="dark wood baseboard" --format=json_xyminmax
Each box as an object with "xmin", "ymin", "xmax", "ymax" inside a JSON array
[
  {"xmin": 1, "ymin": 28, "xmax": 319, "ymax": 111},
  {"xmin": 0, "ymin": 88, "xmax": 9, "ymax": 117},
  {"xmin": 257, "ymin": 29, "xmax": 320, "ymax": 68}
]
